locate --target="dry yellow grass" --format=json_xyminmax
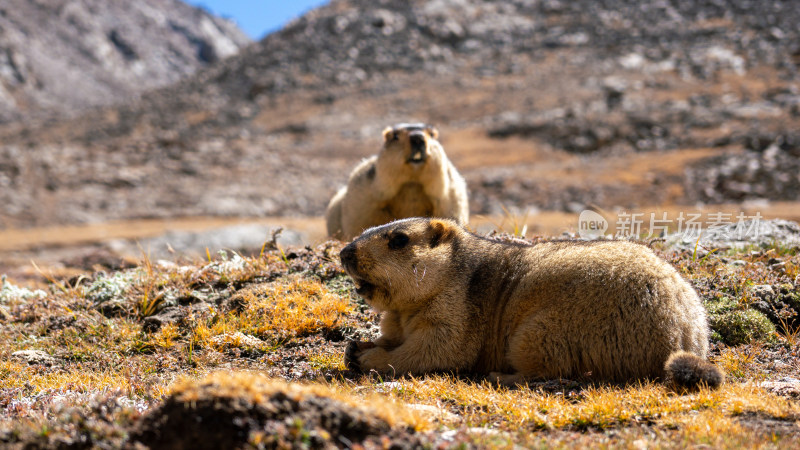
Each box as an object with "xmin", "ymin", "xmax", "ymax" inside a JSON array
[
  {"xmin": 336, "ymin": 375, "xmax": 800, "ymax": 447},
  {"xmin": 188, "ymin": 275, "xmax": 355, "ymax": 350},
  {"xmin": 307, "ymin": 350, "xmax": 347, "ymax": 371},
  {"xmin": 150, "ymin": 322, "xmax": 180, "ymax": 349},
  {"xmin": 242, "ymin": 276, "xmax": 354, "ymax": 337},
  {"xmin": 0, "ymin": 360, "xmax": 134, "ymax": 393},
  {"xmin": 716, "ymin": 345, "xmax": 764, "ymax": 381}
]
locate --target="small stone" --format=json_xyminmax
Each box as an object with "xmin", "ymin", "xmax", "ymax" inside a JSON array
[
  {"xmin": 12, "ymin": 350, "xmax": 57, "ymax": 366},
  {"xmin": 439, "ymin": 427, "xmax": 501, "ymax": 442},
  {"xmin": 211, "ymin": 332, "xmax": 264, "ymax": 349},
  {"xmin": 772, "ymin": 360, "xmax": 789, "ymax": 370},
  {"xmin": 760, "ymin": 379, "xmax": 800, "ymax": 398},
  {"xmin": 750, "ymin": 285, "xmax": 776, "ymax": 301},
  {"xmin": 770, "ymin": 262, "xmax": 786, "ymax": 271},
  {"xmin": 142, "ymin": 307, "xmax": 186, "ymax": 333},
  {"xmin": 406, "ymin": 403, "xmax": 459, "ymax": 421}
]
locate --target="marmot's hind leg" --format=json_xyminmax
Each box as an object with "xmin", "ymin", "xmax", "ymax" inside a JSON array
[{"xmin": 505, "ymin": 314, "xmax": 576, "ymax": 380}]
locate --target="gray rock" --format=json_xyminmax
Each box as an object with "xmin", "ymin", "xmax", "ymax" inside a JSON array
[
  {"xmin": 751, "ymin": 285, "xmax": 776, "ymax": 301},
  {"xmin": 685, "ymin": 133, "xmax": 800, "ymax": 204},
  {"xmin": 760, "ymin": 379, "xmax": 800, "ymax": 398},
  {"xmin": 143, "ymin": 303, "xmax": 212, "ymax": 333},
  {"xmin": 211, "ymin": 332, "xmax": 265, "ymax": 350},
  {"xmin": 142, "ymin": 307, "xmax": 186, "ymax": 333},
  {"xmin": 11, "ymin": 349, "xmax": 57, "ymax": 366},
  {"xmin": 666, "ymin": 219, "xmax": 800, "ymax": 252}
]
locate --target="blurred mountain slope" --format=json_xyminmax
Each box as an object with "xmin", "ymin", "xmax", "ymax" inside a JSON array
[
  {"xmin": 0, "ymin": 0, "xmax": 250, "ymax": 122},
  {"xmin": 1, "ymin": 0, "xmax": 799, "ymax": 229}
]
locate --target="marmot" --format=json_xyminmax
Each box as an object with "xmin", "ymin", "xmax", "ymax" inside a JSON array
[
  {"xmin": 341, "ymin": 218, "xmax": 724, "ymax": 391},
  {"xmin": 325, "ymin": 124, "xmax": 469, "ymax": 240}
]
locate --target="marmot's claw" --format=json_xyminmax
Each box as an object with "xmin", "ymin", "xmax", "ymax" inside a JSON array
[
  {"xmin": 345, "ymin": 340, "xmax": 363, "ymax": 372},
  {"xmin": 345, "ymin": 341, "xmax": 377, "ymax": 372}
]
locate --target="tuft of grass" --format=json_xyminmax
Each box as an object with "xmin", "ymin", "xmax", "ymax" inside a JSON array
[
  {"xmin": 478, "ymin": 204, "xmax": 531, "ymax": 238},
  {"xmin": 137, "ymin": 290, "xmax": 165, "ymax": 318},
  {"xmin": 709, "ymin": 309, "xmax": 776, "ymax": 346},
  {"xmin": 186, "ymin": 275, "xmax": 356, "ymax": 351},
  {"xmin": 715, "ymin": 346, "xmax": 761, "ymax": 381},
  {"xmin": 0, "ymin": 359, "xmax": 134, "ymax": 393},
  {"xmin": 229, "ymin": 275, "xmax": 354, "ymax": 339},
  {"xmin": 149, "ymin": 323, "xmax": 180, "ymax": 350},
  {"xmin": 307, "ymin": 350, "xmax": 346, "ymax": 371}
]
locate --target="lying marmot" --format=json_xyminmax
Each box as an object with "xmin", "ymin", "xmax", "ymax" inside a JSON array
[
  {"xmin": 341, "ymin": 218, "xmax": 724, "ymax": 391},
  {"xmin": 325, "ymin": 124, "xmax": 469, "ymax": 240}
]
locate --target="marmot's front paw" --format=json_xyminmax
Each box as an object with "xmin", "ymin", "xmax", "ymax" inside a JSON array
[{"xmin": 345, "ymin": 340, "xmax": 376, "ymax": 372}]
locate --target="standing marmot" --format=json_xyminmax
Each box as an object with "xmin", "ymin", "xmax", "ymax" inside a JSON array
[
  {"xmin": 341, "ymin": 218, "xmax": 724, "ymax": 391},
  {"xmin": 325, "ymin": 123, "xmax": 469, "ymax": 240}
]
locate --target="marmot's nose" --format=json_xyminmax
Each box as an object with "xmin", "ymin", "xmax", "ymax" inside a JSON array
[
  {"xmin": 409, "ymin": 133, "xmax": 426, "ymax": 154},
  {"xmin": 340, "ymin": 244, "xmax": 358, "ymax": 269}
]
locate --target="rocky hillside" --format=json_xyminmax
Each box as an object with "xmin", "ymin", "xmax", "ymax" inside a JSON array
[
  {"xmin": 1, "ymin": 0, "xmax": 799, "ymax": 229},
  {"xmin": 0, "ymin": 0, "xmax": 250, "ymax": 123}
]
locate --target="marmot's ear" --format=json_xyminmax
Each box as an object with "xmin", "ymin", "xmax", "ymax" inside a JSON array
[
  {"xmin": 429, "ymin": 219, "xmax": 456, "ymax": 248},
  {"xmin": 382, "ymin": 126, "xmax": 395, "ymax": 142},
  {"xmin": 426, "ymin": 125, "xmax": 439, "ymax": 140}
]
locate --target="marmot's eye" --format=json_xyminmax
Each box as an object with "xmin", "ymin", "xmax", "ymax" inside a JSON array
[
  {"xmin": 391, "ymin": 131, "xmax": 399, "ymax": 141},
  {"xmin": 388, "ymin": 232, "xmax": 410, "ymax": 250}
]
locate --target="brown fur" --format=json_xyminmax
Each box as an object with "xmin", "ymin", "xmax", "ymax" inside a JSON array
[
  {"xmin": 663, "ymin": 351, "xmax": 725, "ymax": 392},
  {"xmin": 340, "ymin": 218, "xmax": 723, "ymax": 390},
  {"xmin": 326, "ymin": 124, "xmax": 469, "ymax": 240}
]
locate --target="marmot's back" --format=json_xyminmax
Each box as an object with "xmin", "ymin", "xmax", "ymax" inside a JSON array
[{"xmin": 464, "ymin": 239, "xmax": 710, "ymax": 382}]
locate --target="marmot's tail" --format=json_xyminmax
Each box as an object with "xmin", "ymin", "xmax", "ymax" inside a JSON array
[{"xmin": 663, "ymin": 351, "xmax": 725, "ymax": 392}]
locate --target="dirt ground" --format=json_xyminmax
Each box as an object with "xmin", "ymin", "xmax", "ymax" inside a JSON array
[{"xmin": 1, "ymin": 228, "xmax": 798, "ymax": 448}]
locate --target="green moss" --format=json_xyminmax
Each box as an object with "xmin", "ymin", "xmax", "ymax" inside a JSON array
[
  {"xmin": 705, "ymin": 294, "xmax": 776, "ymax": 345},
  {"xmin": 708, "ymin": 309, "xmax": 776, "ymax": 346},
  {"xmin": 704, "ymin": 296, "xmax": 740, "ymax": 316}
]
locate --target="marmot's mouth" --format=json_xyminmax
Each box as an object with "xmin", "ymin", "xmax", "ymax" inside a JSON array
[
  {"xmin": 352, "ymin": 278, "xmax": 376, "ymax": 298},
  {"xmin": 407, "ymin": 151, "xmax": 426, "ymax": 164}
]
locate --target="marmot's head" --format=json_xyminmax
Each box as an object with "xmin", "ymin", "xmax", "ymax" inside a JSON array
[
  {"xmin": 340, "ymin": 217, "xmax": 460, "ymax": 312},
  {"xmin": 379, "ymin": 123, "xmax": 441, "ymax": 170}
]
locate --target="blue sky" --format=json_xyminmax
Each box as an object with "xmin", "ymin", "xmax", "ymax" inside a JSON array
[{"xmin": 188, "ymin": 0, "xmax": 330, "ymax": 40}]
